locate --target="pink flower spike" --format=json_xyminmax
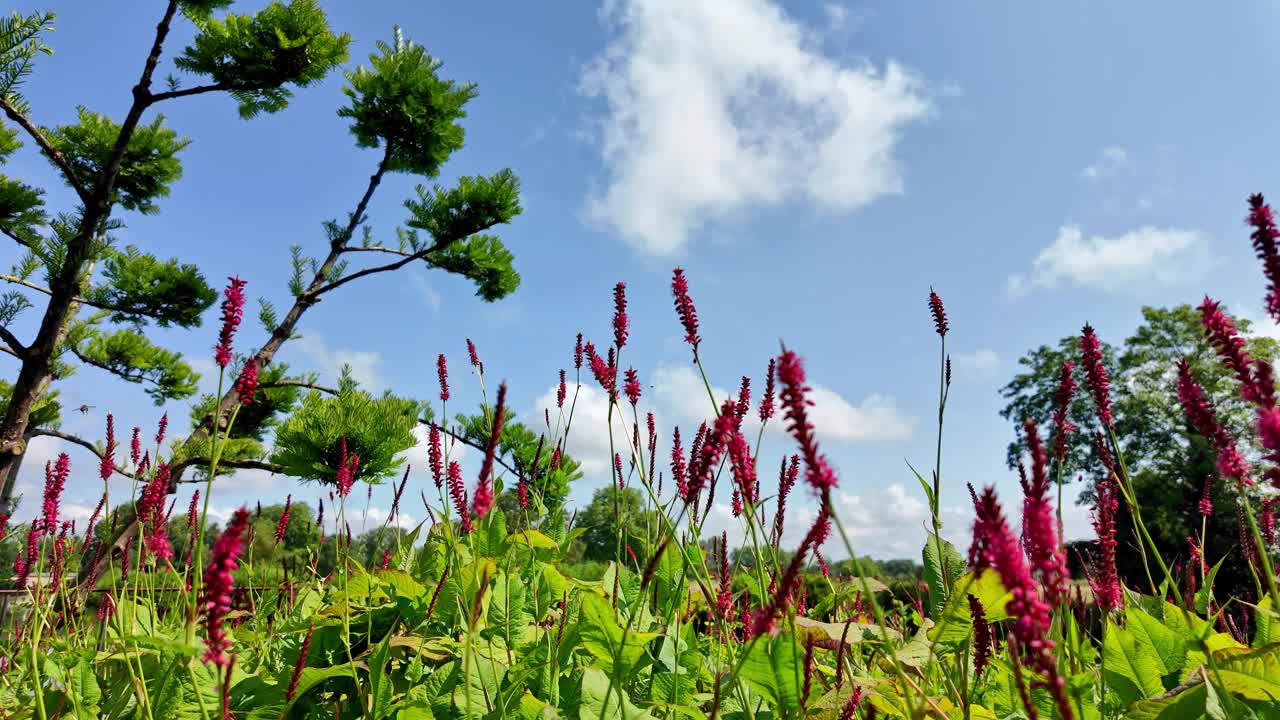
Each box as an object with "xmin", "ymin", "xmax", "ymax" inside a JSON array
[
  {"xmin": 437, "ymin": 354, "xmax": 450, "ymax": 403},
  {"xmin": 214, "ymin": 276, "xmax": 247, "ymax": 369},
  {"xmin": 472, "ymin": 383, "xmax": 507, "ymax": 520},
  {"xmin": 1198, "ymin": 298, "xmax": 1259, "ymax": 403},
  {"xmin": 671, "ymin": 268, "xmax": 701, "ymax": 359},
  {"xmin": 448, "ymin": 461, "xmax": 471, "ymax": 533},
  {"xmin": 1019, "ymin": 418, "xmax": 1070, "ymax": 603},
  {"xmin": 1079, "ymin": 324, "xmax": 1114, "ymax": 427},
  {"xmin": 1089, "ymin": 477, "xmax": 1122, "ymax": 612},
  {"xmin": 235, "ymin": 358, "xmax": 259, "ymax": 405},
  {"xmin": 428, "ymin": 423, "xmax": 444, "ymax": 488},
  {"xmin": 624, "ymin": 367, "xmax": 641, "ymax": 407},
  {"xmin": 759, "ymin": 359, "xmax": 776, "ymax": 423},
  {"xmin": 466, "ymin": 338, "xmax": 482, "ymax": 374},
  {"xmin": 777, "ymin": 351, "xmax": 837, "ymax": 494},
  {"xmin": 1050, "ymin": 360, "xmax": 1077, "ymax": 463},
  {"xmin": 156, "ymin": 413, "xmax": 168, "ymax": 447},
  {"xmin": 201, "ymin": 507, "xmax": 250, "ymax": 667},
  {"xmin": 275, "ymin": 495, "xmax": 291, "ymax": 546},
  {"xmin": 1248, "ymin": 193, "xmax": 1280, "ymax": 323},
  {"xmin": 100, "ymin": 414, "xmax": 115, "ymax": 481},
  {"xmin": 612, "ymin": 282, "xmax": 629, "ymax": 350},
  {"xmin": 130, "ymin": 427, "xmax": 142, "ymax": 467},
  {"xmin": 928, "ymin": 288, "xmax": 948, "ymax": 337}
]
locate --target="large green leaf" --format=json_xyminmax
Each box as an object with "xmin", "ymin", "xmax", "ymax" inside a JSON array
[
  {"xmin": 1212, "ymin": 644, "xmax": 1280, "ymax": 702},
  {"xmin": 929, "ymin": 569, "xmax": 1013, "ymax": 645},
  {"xmin": 579, "ymin": 592, "xmax": 660, "ymax": 676},
  {"xmin": 489, "ymin": 571, "xmax": 533, "ymax": 645},
  {"xmin": 1127, "ymin": 605, "xmax": 1186, "ymax": 677},
  {"xmin": 148, "ymin": 656, "xmax": 221, "ymax": 720},
  {"xmin": 451, "ymin": 652, "xmax": 505, "ymax": 720},
  {"xmin": 579, "ymin": 667, "xmax": 650, "ymax": 720},
  {"xmin": 1105, "ymin": 618, "xmax": 1166, "ymax": 703},
  {"xmin": 740, "ymin": 633, "xmax": 805, "ymax": 716},
  {"xmin": 369, "ymin": 632, "xmax": 394, "ymax": 719},
  {"xmin": 922, "ymin": 533, "xmax": 964, "ymax": 617},
  {"xmin": 64, "ymin": 658, "xmax": 102, "ymax": 720}
]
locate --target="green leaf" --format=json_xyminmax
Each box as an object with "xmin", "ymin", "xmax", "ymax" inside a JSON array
[
  {"xmin": 473, "ymin": 510, "xmax": 508, "ymax": 557},
  {"xmin": 1212, "ymin": 644, "xmax": 1280, "ymax": 702},
  {"xmin": 149, "ymin": 656, "xmax": 221, "ymax": 720},
  {"xmin": 740, "ymin": 634, "xmax": 805, "ymax": 716},
  {"xmin": 369, "ymin": 632, "xmax": 394, "ymax": 720},
  {"xmin": 86, "ymin": 245, "xmax": 216, "ymax": 328},
  {"xmin": 1105, "ymin": 618, "xmax": 1166, "ymax": 703},
  {"xmin": 578, "ymin": 667, "xmax": 650, "ymax": 720},
  {"xmin": 921, "ymin": 533, "xmax": 963, "ymax": 617},
  {"xmin": 284, "ymin": 663, "xmax": 359, "ymax": 711},
  {"xmin": 507, "ymin": 529, "xmax": 559, "ymax": 550},
  {"xmin": 488, "ymin": 571, "xmax": 532, "ymax": 645},
  {"xmin": 1123, "ymin": 683, "xmax": 1208, "ymax": 720},
  {"xmin": 930, "ymin": 569, "xmax": 1013, "ymax": 645},
  {"xmin": 578, "ymin": 592, "xmax": 660, "ymax": 677},
  {"xmin": 451, "ymin": 652, "xmax": 504, "ymax": 720},
  {"xmin": 1127, "ymin": 605, "xmax": 1187, "ymax": 677},
  {"xmin": 66, "ymin": 658, "xmax": 102, "ymax": 720},
  {"xmin": 1254, "ymin": 598, "xmax": 1280, "ymax": 649}
]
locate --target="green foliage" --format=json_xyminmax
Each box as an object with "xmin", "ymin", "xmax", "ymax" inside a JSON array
[
  {"xmin": 0, "ymin": 125, "xmax": 45, "ymax": 243},
  {"xmin": 187, "ymin": 361, "xmax": 303, "ymax": 443},
  {"xmin": 427, "ymin": 232, "xmax": 521, "ymax": 301},
  {"xmin": 0, "ymin": 10, "xmax": 55, "ymax": 113},
  {"xmin": 84, "ymin": 246, "xmax": 216, "ymax": 328},
  {"xmin": 0, "ymin": 378, "xmax": 58, "ymax": 429},
  {"xmin": 405, "ymin": 170, "xmax": 522, "ymax": 244},
  {"xmin": 75, "ymin": 326, "xmax": 200, "ymax": 403},
  {"xmin": 270, "ymin": 372, "xmax": 420, "ymax": 487},
  {"xmin": 46, "ymin": 107, "xmax": 189, "ymax": 213},
  {"xmin": 339, "ymin": 27, "xmax": 474, "ymax": 176},
  {"xmin": 174, "ymin": 0, "xmax": 351, "ymax": 118}
]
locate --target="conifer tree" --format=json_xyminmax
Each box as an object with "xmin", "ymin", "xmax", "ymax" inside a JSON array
[{"xmin": 5, "ymin": 7, "xmax": 529, "ymax": 582}]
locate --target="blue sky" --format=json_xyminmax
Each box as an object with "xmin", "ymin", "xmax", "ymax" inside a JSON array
[{"xmin": 7, "ymin": 0, "xmax": 1280, "ymax": 559}]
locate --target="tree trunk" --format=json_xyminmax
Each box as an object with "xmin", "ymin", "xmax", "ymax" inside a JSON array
[{"xmin": 0, "ymin": 1, "xmax": 178, "ymax": 495}]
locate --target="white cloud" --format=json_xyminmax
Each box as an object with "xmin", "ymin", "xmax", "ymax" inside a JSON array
[
  {"xmin": 579, "ymin": 0, "xmax": 930, "ymax": 255},
  {"xmin": 651, "ymin": 364, "xmax": 912, "ymax": 444},
  {"xmin": 408, "ymin": 272, "xmax": 443, "ymax": 312},
  {"xmin": 1080, "ymin": 145, "xmax": 1130, "ymax": 181},
  {"xmin": 289, "ymin": 333, "xmax": 383, "ymax": 391},
  {"xmin": 949, "ymin": 349, "xmax": 999, "ymax": 376},
  {"xmin": 1007, "ymin": 225, "xmax": 1210, "ymax": 295},
  {"xmin": 528, "ymin": 382, "xmax": 646, "ymax": 476}
]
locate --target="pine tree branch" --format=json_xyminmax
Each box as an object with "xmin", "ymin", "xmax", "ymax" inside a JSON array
[
  {"xmin": 170, "ymin": 457, "xmax": 284, "ymax": 479},
  {"xmin": 417, "ymin": 416, "xmax": 522, "ymax": 479},
  {"xmin": 0, "ymin": 273, "xmax": 170, "ymax": 320},
  {"xmin": 258, "ymin": 378, "xmax": 339, "ymax": 395},
  {"xmin": 344, "ymin": 245, "xmax": 417, "ymax": 259},
  {"xmin": 29, "ymin": 428, "xmax": 141, "ymax": 480},
  {"xmin": 0, "ymin": 98, "xmax": 91, "ymax": 203},
  {"xmin": 0, "ymin": 223, "xmax": 36, "ymax": 251},
  {"xmin": 68, "ymin": 345, "xmax": 159, "ymax": 388},
  {"xmin": 148, "ymin": 82, "xmax": 228, "ymax": 102},
  {"xmin": 310, "ymin": 246, "xmax": 439, "ymax": 297},
  {"xmin": 0, "ymin": 327, "xmax": 26, "ymax": 357},
  {"xmin": 31, "ymin": 427, "xmax": 283, "ymax": 483}
]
